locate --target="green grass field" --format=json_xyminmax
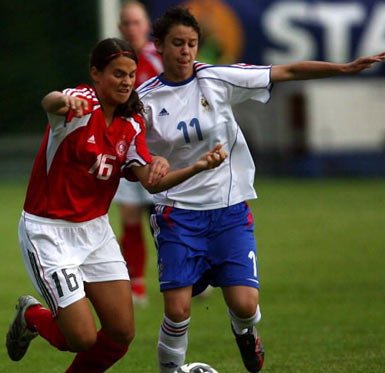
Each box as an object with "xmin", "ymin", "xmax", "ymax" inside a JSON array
[{"xmin": 1, "ymin": 178, "xmax": 385, "ymax": 372}]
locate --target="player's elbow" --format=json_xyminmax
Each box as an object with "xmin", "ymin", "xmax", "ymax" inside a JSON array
[{"xmin": 142, "ymin": 183, "xmax": 162, "ymax": 194}]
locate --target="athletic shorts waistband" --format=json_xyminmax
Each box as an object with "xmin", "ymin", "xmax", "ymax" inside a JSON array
[{"xmin": 21, "ymin": 210, "xmax": 108, "ymax": 227}]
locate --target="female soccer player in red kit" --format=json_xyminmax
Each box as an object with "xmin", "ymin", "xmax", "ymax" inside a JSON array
[{"xmin": 5, "ymin": 37, "xmax": 226, "ymax": 372}]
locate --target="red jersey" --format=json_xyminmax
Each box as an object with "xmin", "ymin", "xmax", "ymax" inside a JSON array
[
  {"xmin": 135, "ymin": 42, "xmax": 163, "ymax": 88},
  {"xmin": 24, "ymin": 85, "xmax": 152, "ymax": 222}
]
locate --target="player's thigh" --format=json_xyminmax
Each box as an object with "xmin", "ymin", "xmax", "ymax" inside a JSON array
[
  {"xmin": 19, "ymin": 215, "xmax": 89, "ymax": 316},
  {"xmin": 210, "ymin": 226, "xmax": 259, "ymax": 289},
  {"xmin": 150, "ymin": 206, "xmax": 210, "ymax": 290},
  {"xmin": 85, "ymin": 280, "xmax": 134, "ymax": 345},
  {"xmin": 163, "ymin": 286, "xmax": 193, "ymax": 322},
  {"xmin": 222, "ymin": 285, "xmax": 259, "ymax": 318},
  {"xmin": 210, "ymin": 204, "xmax": 260, "ymax": 289},
  {"xmin": 56, "ymin": 297, "xmax": 98, "ymax": 351}
]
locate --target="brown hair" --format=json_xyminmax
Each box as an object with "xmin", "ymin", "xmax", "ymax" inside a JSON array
[{"xmin": 152, "ymin": 7, "xmax": 201, "ymax": 42}]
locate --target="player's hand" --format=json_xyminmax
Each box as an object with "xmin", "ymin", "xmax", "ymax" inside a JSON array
[
  {"xmin": 344, "ymin": 52, "xmax": 385, "ymax": 74},
  {"xmin": 62, "ymin": 94, "xmax": 89, "ymax": 117},
  {"xmin": 147, "ymin": 156, "xmax": 170, "ymax": 185},
  {"xmin": 195, "ymin": 144, "xmax": 227, "ymax": 171}
]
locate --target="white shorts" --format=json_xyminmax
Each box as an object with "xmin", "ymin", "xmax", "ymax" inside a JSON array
[
  {"xmin": 19, "ymin": 211, "xmax": 129, "ymax": 316},
  {"xmin": 113, "ymin": 178, "xmax": 153, "ymax": 205}
]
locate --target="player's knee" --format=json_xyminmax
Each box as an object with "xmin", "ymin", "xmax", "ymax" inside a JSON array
[
  {"xmin": 67, "ymin": 332, "xmax": 98, "ymax": 352},
  {"xmin": 108, "ymin": 326, "xmax": 135, "ymax": 346},
  {"xmin": 165, "ymin": 306, "xmax": 191, "ymax": 322},
  {"xmin": 163, "ymin": 288, "xmax": 192, "ymax": 322},
  {"xmin": 231, "ymin": 300, "xmax": 258, "ymax": 319},
  {"xmin": 119, "ymin": 328, "xmax": 135, "ymax": 346}
]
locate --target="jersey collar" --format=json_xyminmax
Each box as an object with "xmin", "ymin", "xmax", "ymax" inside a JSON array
[{"xmin": 157, "ymin": 72, "xmax": 195, "ymax": 87}]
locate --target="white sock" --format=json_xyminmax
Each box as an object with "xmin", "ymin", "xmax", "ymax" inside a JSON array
[
  {"xmin": 158, "ymin": 315, "xmax": 190, "ymax": 373},
  {"xmin": 229, "ymin": 305, "xmax": 261, "ymax": 335}
]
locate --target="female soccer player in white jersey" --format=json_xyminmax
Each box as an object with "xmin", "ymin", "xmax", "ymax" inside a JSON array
[
  {"xmin": 135, "ymin": 7, "xmax": 385, "ymax": 373},
  {"xmin": 5, "ymin": 38, "xmax": 226, "ymax": 372}
]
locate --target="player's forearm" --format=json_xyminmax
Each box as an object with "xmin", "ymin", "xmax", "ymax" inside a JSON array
[
  {"xmin": 271, "ymin": 53, "xmax": 384, "ymax": 82},
  {"xmin": 41, "ymin": 91, "xmax": 68, "ymax": 114},
  {"xmin": 271, "ymin": 61, "xmax": 346, "ymax": 82},
  {"xmin": 144, "ymin": 165, "xmax": 201, "ymax": 194},
  {"xmin": 134, "ymin": 145, "xmax": 226, "ymax": 192}
]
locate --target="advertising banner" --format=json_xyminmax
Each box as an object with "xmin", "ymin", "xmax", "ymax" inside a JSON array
[{"xmin": 150, "ymin": 0, "xmax": 385, "ymax": 75}]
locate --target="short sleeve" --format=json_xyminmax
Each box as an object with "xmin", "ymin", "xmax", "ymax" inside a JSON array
[
  {"xmin": 47, "ymin": 85, "xmax": 97, "ymax": 132},
  {"xmin": 61, "ymin": 87, "xmax": 95, "ymax": 122},
  {"xmin": 122, "ymin": 115, "xmax": 152, "ymax": 181}
]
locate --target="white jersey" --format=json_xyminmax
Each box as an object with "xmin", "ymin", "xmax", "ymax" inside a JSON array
[{"xmin": 137, "ymin": 62, "xmax": 272, "ymax": 210}]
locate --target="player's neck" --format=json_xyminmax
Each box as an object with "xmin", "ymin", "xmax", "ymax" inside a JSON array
[{"xmin": 101, "ymin": 106, "xmax": 115, "ymax": 127}]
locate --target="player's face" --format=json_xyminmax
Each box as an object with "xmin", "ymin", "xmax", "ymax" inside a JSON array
[
  {"xmin": 156, "ymin": 24, "xmax": 198, "ymax": 82},
  {"xmin": 92, "ymin": 56, "xmax": 137, "ymax": 108},
  {"xmin": 119, "ymin": 5, "xmax": 150, "ymax": 52}
]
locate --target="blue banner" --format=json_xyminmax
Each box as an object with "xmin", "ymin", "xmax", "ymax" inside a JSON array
[{"xmin": 149, "ymin": 0, "xmax": 385, "ymax": 75}]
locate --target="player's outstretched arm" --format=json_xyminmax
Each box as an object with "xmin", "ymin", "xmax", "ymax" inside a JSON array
[
  {"xmin": 133, "ymin": 144, "xmax": 228, "ymax": 194},
  {"xmin": 41, "ymin": 91, "xmax": 89, "ymax": 117},
  {"xmin": 271, "ymin": 52, "xmax": 385, "ymax": 82}
]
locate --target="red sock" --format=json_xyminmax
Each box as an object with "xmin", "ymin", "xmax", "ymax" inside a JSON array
[
  {"xmin": 25, "ymin": 305, "xmax": 68, "ymax": 351},
  {"xmin": 65, "ymin": 329, "xmax": 128, "ymax": 373},
  {"xmin": 121, "ymin": 222, "xmax": 146, "ymax": 280}
]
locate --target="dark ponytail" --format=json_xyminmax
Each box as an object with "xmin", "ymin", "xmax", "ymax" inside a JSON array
[{"xmin": 90, "ymin": 38, "xmax": 144, "ymax": 117}]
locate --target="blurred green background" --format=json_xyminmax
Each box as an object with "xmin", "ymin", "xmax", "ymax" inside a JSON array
[{"xmin": 1, "ymin": 179, "xmax": 385, "ymax": 372}]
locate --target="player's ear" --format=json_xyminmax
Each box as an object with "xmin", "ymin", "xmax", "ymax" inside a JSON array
[
  {"xmin": 154, "ymin": 38, "xmax": 163, "ymax": 55},
  {"xmin": 90, "ymin": 66, "xmax": 101, "ymax": 83}
]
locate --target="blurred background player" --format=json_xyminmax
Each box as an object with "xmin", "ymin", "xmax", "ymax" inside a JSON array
[
  {"xmin": 114, "ymin": 0, "xmax": 163, "ymax": 306},
  {"xmin": 119, "ymin": 1, "xmax": 163, "ymax": 84}
]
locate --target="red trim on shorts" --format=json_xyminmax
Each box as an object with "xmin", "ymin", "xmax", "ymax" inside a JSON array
[
  {"xmin": 162, "ymin": 206, "xmax": 174, "ymax": 228},
  {"xmin": 245, "ymin": 202, "xmax": 253, "ymax": 227}
]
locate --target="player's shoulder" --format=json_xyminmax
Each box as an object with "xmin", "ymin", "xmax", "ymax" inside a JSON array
[
  {"xmin": 120, "ymin": 113, "xmax": 146, "ymax": 131},
  {"xmin": 59, "ymin": 84, "xmax": 99, "ymax": 121},
  {"xmin": 141, "ymin": 41, "xmax": 158, "ymax": 57},
  {"xmin": 136, "ymin": 75, "xmax": 165, "ymax": 99},
  {"xmin": 131, "ymin": 113, "xmax": 145, "ymax": 126},
  {"xmin": 194, "ymin": 61, "xmax": 270, "ymax": 75},
  {"xmin": 62, "ymin": 84, "xmax": 99, "ymax": 104},
  {"xmin": 194, "ymin": 61, "xmax": 214, "ymax": 73},
  {"xmin": 194, "ymin": 61, "xmax": 231, "ymax": 78}
]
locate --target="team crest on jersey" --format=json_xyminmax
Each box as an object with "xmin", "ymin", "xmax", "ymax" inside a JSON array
[
  {"xmin": 116, "ymin": 140, "xmax": 128, "ymax": 157},
  {"xmin": 200, "ymin": 95, "xmax": 211, "ymax": 112}
]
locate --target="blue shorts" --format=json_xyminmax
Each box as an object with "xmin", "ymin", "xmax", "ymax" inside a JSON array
[{"xmin": 150, "ymin": 202, "xmax": 260, "ymax": 295}]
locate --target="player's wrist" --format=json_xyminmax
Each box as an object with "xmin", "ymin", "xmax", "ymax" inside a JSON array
[{"xmin": 192, "ymin": 163, "xmax": 205, "ymax": 173}]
